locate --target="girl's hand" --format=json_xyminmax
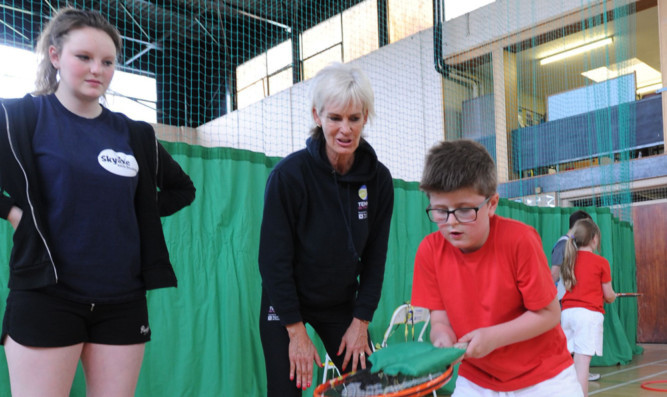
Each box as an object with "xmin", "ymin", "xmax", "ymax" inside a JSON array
[{"xmin": 7, "ymin": 206, "xmax": 22, "ymax": 230}]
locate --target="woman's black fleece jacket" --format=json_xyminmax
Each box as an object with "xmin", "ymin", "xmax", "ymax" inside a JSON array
[{"xmin": 258, "ymin": 136, "xmax": 394, "ymax": 325}]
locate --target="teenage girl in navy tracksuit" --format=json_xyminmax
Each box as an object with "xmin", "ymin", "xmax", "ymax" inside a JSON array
[{"xmin": 0, "ymin": 8, "xmax": 194, "ymax": 397}]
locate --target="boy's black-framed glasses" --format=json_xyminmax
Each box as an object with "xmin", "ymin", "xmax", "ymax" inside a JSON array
[{"xmin": 425, "ymin": 197, "xmax": 491, "ymax": 224}]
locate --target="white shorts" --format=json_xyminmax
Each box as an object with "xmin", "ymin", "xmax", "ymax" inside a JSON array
[
  {"xmin": 561, "ymin": 307, "xmax": 604, "ymax": 356},
  {"xmin": 452, "ymin": 365, "xmax": 583, "ymax": 397}
]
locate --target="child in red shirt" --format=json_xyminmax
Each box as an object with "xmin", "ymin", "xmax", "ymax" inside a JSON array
[
  {"xmin": 411, "ymin": 140, "xmax": 582, "ymax": 396},
  {"xmin": 560, "ymin": 218, "xmax": 617, "ymax": 395}
]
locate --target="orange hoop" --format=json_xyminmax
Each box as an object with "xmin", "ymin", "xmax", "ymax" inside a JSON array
[{"xmin": 641, "ymin": 380, "xmax": 667, "ymax": 392}]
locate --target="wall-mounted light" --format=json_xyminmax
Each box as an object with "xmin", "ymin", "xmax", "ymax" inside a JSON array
[
  {"xmin": 581, "ymin": 58, "xmax": 662, "ymax": 90},
  {"xmin": 540, "ymin": 37, "xmax": 613, "ymax": 66},
  {"xmin": 636, "ymin": 83, "xmax": 662, "ymax": 95}
]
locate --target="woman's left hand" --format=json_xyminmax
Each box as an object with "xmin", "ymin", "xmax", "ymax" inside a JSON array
[{"xmin": 338, "ymin": 318, "xmax": 373, "ymax": 372}]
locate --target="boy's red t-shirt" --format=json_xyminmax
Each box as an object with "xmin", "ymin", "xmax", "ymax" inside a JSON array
[
  {"xmin": 411, "ymin": 215, "xmax": 573, "ymax": 392},
  {"xmin": 561, "ymin": 251, "xmax": 612, "ymax": 314}
]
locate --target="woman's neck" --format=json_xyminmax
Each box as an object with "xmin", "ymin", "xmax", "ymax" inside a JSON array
[{"xmin": 327, "ymin": 151, "xmax": 354, "ymax": 175}]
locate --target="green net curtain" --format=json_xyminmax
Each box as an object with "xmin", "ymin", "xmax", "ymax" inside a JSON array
[{"xmin": 1, "ymin": 142, "xmax": 640, "ymax": 396}]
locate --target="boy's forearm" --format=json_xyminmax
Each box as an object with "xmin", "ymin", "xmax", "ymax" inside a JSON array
[
  {"xmin": 485, "ymin": 298, "xmax": 561, "ymax": 349},
  {"xmin": 430, "ymin": 310, "xmax": 457, "ymax": 347},
  {"xmin": 431, "ymin": 323, "xmax": 456, "ymax": 343}
]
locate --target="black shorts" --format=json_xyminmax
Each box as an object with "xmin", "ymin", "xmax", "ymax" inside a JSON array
[{"xmin": 1, "ymin": 290, "xmax": 151, "ymax": 347}]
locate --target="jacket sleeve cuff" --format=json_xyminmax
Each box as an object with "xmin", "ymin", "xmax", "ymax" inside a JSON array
[
  {"xmin": 279, "ymin": 310, "xmax": 303, "ymax": 326},
  {"xmin": 352, "ymin": 307, "xmax": 374, "ymax": 323}
]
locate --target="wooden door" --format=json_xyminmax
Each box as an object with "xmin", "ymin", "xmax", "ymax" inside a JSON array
[{"xmin": 632, "ymin": 201, "xmax": 667, "ymax": 343}]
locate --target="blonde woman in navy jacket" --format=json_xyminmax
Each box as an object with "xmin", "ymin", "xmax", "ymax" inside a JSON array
[
  {"xmin": 258, "ymin": 62, "xmax": 394, "ymax": 396},
  {"xmin": 0, "ymin": 8, "xmax": 194, "ymax": 397}
]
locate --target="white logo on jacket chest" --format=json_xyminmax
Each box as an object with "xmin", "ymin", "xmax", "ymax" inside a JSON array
[{"xmin": 98, "ymin": 149, "xmax": 139, "ymax": 177}]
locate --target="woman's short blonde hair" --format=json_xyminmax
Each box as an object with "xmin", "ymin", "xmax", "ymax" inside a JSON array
[{"xmin": 309, "ymin": 62, "xmax": 375, "ymax": 138}]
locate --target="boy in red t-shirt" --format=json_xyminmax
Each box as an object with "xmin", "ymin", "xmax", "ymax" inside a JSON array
[
  {"xmin": 411, "ymin": 140, "xmax": 582, "ymax": 396},
  {"xmin": 560, "ymin": 218, "xmax": 617, "ymax": 395}
]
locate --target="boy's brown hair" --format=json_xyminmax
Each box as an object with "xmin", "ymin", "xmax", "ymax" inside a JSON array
[
  {"xmin": 568, "ymin": 210, "xmax": 591, "ymax": 229},
  {"xmin": 420, "ymin": 139, "xmax": 497, "ymax": 197}
]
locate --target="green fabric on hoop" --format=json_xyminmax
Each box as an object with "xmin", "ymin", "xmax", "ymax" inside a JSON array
[{"xmin": 369, "ymin": 342, "xmax": 465, "ymax": 376}]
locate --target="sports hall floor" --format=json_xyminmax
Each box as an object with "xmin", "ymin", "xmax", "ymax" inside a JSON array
[{"xmin": 588, "ymin": 343, "xmax": 667, "ymax": 396}]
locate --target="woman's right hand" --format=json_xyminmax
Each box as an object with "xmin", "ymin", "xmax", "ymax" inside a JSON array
[
  {"xmin": 286, "ymin": 322, "xmax": 322, "ymax": 391},
  {"xmin": 7, "ymin": 206, "xmax": 22, "ymax": 230}
]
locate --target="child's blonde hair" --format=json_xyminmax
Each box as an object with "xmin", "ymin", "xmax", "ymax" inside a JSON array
[{"xmin": 561, "ymin": 218, "xmax": 601, "ymax": 291}]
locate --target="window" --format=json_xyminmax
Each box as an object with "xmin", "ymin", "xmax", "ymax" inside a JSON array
[
  {"xmin": 387, "ymin": 0, "xmax": 432, "ymax": 43},
  {"xmin": 106, "ymin": 70, "xmax": 157, "ymax": 124},
  {"xmin": 302, "ymin": 15, "xmax": 342, "ymax": 61},
  {"xmin": 0, "ymin": 45, "xmax": 36, "ymax": 97},
  {"xmin": 343, "ymin": 0, "xmax": 379, "ymax": 62},
  {"xmin": 237, "ymin": 79, "xmax": 267, "ymax": 110},
  {"xmin": 237, "ymin": 53, "xmax": 268, "ymax": 94},
  {"xmin": 302, "ymin": 0, "xmax": 380, "ymax": 78},
  {"xmin": 237, "ymin": 52, "xmax": 269, "ymax": 109},
  {"xmin": 506, "ymin": 4, "xmax": 659, "ymax": 179},
  {"xmin": 235, "ymin": 0, "xmax": 381, "ymax": 108},
  {"xmin": 303, "ymin": 46, "xmax": 342, "ymax": 80},
  {"xmin": 236, "ymin": 40, "xmax": 294, "ymax": 109}
]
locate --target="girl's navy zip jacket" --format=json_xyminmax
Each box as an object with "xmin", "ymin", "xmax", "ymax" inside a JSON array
[
  {"xmin": 0, "ymin": 94, "xmax": 195, "ymax": 291},
  {"xmin": 258, "ymin": 136, "xmax": 394, "ymax": 325}
]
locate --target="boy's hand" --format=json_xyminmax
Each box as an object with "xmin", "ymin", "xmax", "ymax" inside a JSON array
[{"xmin": 457, "ymin": 327, "xmax": 498, "ymax": 359}]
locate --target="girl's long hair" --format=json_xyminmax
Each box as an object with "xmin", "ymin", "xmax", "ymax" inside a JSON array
[
  {"xmin": 33, "ymin": 8, "xmax": 121, "ymax": 95},
  {"xmin": 561, "ymin": 218, "xmax": 601, "ymax": 291}
]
